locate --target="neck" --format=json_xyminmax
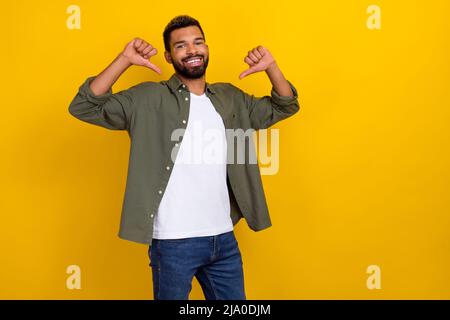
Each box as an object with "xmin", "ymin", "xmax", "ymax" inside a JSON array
[{"xmin": 176, "ymin": 72, "xmax": 206, "ymax": 95}]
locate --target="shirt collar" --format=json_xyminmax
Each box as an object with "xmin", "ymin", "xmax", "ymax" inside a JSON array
[{"xmin": 166, "ymin": 73, "xmax": 216, "ymax": 95}]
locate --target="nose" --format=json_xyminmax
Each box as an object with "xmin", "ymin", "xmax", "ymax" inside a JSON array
[{"xmin": 186, "ymin": 43, "xmax": 197, "ymax": 55}]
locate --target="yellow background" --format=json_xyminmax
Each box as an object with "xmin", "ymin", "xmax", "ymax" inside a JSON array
[{"xmin": 1, "ymin": 0, "xmax": 449, "ymax": 299}]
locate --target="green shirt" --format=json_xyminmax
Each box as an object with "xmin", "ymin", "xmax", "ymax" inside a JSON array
[{"xmin": 68, "ymin": 73, "xmax": 300, "ymax": 244}]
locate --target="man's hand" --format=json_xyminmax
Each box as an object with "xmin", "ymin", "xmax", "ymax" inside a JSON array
[
  {"xmin": 121, "ymin": 38, "xmax": 162, "ymax": 74},
  {"xmin": 239, "ymin": 45, "xmax": 276, "ymax": 79}
]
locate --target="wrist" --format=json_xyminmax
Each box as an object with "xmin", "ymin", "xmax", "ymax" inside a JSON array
[
  {"xmin": 265, "ymin": 61, "xmax": 278, "ymax": 73},
  {"xmin": 117, "ymin": 53, "xmax": 133, "ymax": 68}
]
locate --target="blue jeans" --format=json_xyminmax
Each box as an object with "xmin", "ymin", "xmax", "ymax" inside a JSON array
[{"xmin": 148, "ymin": 230, "xmax": 246, "ymax": 300}]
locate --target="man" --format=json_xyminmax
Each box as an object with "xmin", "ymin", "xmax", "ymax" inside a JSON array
[{"xmin": 68, "ymin": 15, "xmax": 300, "ymax": 300}]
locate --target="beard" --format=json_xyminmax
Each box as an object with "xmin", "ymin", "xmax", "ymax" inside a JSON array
[{"xmin": 172, "ymin": 54, "xmax": 209, "ymax": 79}]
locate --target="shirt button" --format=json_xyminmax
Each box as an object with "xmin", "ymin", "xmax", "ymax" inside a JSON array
[
  {"xmin": 150, "ymin": 214, "xmax": 154, "ymax": 218},
  {"xmin": 182, "ymin": 120, "xmax": 186, "ymax": 124},
  {"xmin": 158, "ymin": 190, "xmax": 162, "ymax": 194},
  {"xmin": 178, "ymin": 89, "xmax": 181, "ymax": 92},
  {"xmin": 182, "ymin": 84, "xmax": 186, "ymax": 88},
  {"xmin": 166, "ymin": 166, "xmax": 170, "ymax": 170},
  {"xmin": 185, "ymin": 97, "xmax": 189, "ymax": 101},
  {"xmin": 175, "ymin": 143, "xmax": 179, "ymax": 147}
]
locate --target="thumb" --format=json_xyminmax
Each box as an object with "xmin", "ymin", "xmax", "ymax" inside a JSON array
[
  {"xmin": 239, "ymin": 67, "xmax": 255, "ymax": 79},
  {"xmin": 142, "ymin": 59, "xmax": 162, "ymax": 74}
]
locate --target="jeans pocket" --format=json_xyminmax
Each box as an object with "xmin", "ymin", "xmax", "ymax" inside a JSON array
[
  {"xmin": 148, "ymin": 244, "xmax": 154, "ymax": 267},
  {"xmin": 149, "ymin": 242, "xmax": 159, "ymax": 268}
]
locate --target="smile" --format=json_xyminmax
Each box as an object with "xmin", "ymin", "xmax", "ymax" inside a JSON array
[{"xmin": 184, "ymin": 57, "xmax": 203, "ymax": 67}]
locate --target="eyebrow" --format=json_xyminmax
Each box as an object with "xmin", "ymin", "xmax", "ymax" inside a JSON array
[{"xmin": 172, "ymin": 37, "xmax": 205, "ymax": 46}]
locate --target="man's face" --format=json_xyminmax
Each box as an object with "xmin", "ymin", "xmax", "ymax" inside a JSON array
[{"xmin": 165, "ymin": 25, "xmax": 209, "ymax": 79}]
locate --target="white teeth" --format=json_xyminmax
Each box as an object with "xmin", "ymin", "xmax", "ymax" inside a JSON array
[{"xmin": 186, "ymin": 58, "xmax": 201, "ymax": 64}]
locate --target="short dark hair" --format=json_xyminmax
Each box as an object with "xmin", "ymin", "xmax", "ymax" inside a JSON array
[{"xmin": 163, "ymin": 15, "xmax": 205, "ymax": 52}]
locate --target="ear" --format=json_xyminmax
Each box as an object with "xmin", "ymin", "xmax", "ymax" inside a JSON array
[{"xmin": 164, "ymin": 51, "xmax": 173, "ymax": 64}]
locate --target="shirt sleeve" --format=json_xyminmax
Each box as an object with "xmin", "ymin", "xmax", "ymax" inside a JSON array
[
  {"xmin": 237, "ymin": 80, "xmax": 300, "ymax": 130},
  {"xmin": 68, "ymin": 76, "xmax": 139, "ymax": 131}
]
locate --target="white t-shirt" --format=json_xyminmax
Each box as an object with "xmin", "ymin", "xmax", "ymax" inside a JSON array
[{"xmin": 152, "ymin": 91, "xmax": 234, "ymax": 239}]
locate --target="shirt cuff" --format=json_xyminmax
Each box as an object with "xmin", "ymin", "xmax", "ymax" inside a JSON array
[
  {"xmin": 79, "ymin": 76, "xmax": 113, "ymax": 104},
  {"xmin": 270, "ymin": 79, "xmax": 299, "ymax": 105}
]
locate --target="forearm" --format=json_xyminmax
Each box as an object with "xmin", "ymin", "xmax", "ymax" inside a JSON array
[
  {"xmin": 265, "ymin": 62, "xmax": 294, "ymax": 97},
  {"xmin": 89, "ymin": 54, "xmax": 132, "ymax": 96}
]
